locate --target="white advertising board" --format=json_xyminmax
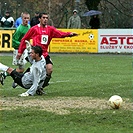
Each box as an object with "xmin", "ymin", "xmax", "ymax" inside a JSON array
[{"xmin": 98, "ymin": 29, "xmax": 133, "ymax": 53}]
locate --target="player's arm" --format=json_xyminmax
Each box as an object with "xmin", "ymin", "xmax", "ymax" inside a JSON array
[
  {"xmin": 51, "ymin": 27, "xmax": 78, "ymax": 38},
  {"xmin": 69, "ymin": 32, "xmax": 79, "ymax": 37}
]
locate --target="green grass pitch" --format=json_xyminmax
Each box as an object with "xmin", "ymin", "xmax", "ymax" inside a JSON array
[{"xmin": 0, "ymin": 53, "xmax": 132, "ymax": 133}]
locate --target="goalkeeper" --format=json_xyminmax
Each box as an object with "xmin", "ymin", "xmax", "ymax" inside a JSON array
[{"xmin": 0, "ymin": 46, "xmax": 46, "ymax": 96}]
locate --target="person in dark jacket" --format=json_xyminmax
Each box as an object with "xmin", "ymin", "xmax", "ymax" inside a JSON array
[
  {"xmin": 0, "ymin": 11, "xmax": 14, "ymax": 28},
  {"xmin": 30, "ymin": 12, "xmax": 39, "ymax": 27},
  {"xmin": 89, "ymin": 15, "xmax": 100, "ymax": 29}
]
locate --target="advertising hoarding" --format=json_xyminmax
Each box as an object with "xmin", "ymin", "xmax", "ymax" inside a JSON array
[{"xmin": 98, "ymin": 29, "xmax": 133, "ymax": 53}]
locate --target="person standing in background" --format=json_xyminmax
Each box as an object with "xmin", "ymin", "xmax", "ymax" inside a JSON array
[
  {"xmin": 0, "ymin": 11, "xmax": 14, "ymax": 28},
  {"xmin": 89, "ymin": 15, "xmax": 100, "ymax": 29},
  {"xmin": 30, "ymin": 12, "xmax": 40, "ymax": 27},
  {"xmin": 67, "ymin": 9, "xmax": 81, "ymax": 29}
]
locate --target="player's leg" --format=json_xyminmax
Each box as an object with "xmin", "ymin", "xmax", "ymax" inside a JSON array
[
  {"xmin": 12, "ymin": 62, "xmax": 25, "ymax": 88},
  {"xmin": 0, "ymin": 49, "xmax": 18, "ymax": 80},
  {"xmin": 12, "ymin": 41, "xmax": 31, "ymax": 72},
  {"xmin": 43, "ymin": 64, "xmax": 52, "ymax": 86},
  {"xmin": 24, "ymin": 40, "xmax": 33, "ymax": 64},
  {"xmin": 15, "ymin": 65, "xmax": 24, "ymax": 73},
  {"xmin": 16, "ymin": 49, "xmax": 28, "ymax": 73},
  {"xmin": 0, "ymin": 63, "xmax": 24, "ymax": 87},
  {"xmin": 0, "ymin": 63, "xmax": 21, "ymax": 86},
  {"xmin": 0, "ymin": 63, "xmax": 32, "ymax": 97},
  {"xmin": 42, "ymin": 55, "xmax": 53, "ymax": 88},
  {"xmin": 9, "ymin": 70, "xmax": 26, "ymax": 89},
  {"xmin": 0, "ymin": 63, "xmax": 9, "ymax": 85},
  {"xmin": 12, "ymin": 49, "xmax": 28, "ymax": 88},
  {"xmin": 12, "ymin": 65, "xmax": 25, "ymax": 88}
]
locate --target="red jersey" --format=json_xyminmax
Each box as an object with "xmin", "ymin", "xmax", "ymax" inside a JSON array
[{"xmin": 18, "ymin": 24, "xmax": 71, "ymax": 57}]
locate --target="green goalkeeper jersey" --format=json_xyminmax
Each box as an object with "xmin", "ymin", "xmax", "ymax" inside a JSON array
[{"xmin": 12, "ymin": 24, "xmax": 30, "ymax": 49}]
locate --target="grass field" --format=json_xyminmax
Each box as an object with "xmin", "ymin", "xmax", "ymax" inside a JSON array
[{"xmin": 0, "ymin": 53, "xmax": 132, "ymax": 133}]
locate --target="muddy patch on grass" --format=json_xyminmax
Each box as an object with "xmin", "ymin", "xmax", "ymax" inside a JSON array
[{"xmin": 0, "ymin": 97, "xmax": 132, "ymax": 115}]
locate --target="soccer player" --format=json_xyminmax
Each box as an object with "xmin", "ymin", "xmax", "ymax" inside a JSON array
[
  {"xmin": 16, "ymin": 12, "xmax": 78, "ymax": 90},
  {"xmin": 0, "ymin": 46, "xmax": 46, "ymax": 97},
  {"xmin": 12, "ymin": 12, "xmax": 30, "ymax": 73},
  {"xmin": 15, "ymin": 12, "xmax": 30, "ymax": 28},
  {"xmin": 8, "ymin": 12, "xmax": 30, "ymax": 88}
]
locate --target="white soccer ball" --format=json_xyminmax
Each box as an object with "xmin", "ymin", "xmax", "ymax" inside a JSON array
[{"xmin": 108, "ymin": 95, "xmax": 123, "ymax": 109}]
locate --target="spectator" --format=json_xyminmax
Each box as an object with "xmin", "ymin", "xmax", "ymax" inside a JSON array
[
  {"xmin": 0, "ymin": 11, "xmax": 14, "ymax": 28},
  {"xmin": 15, "ymin": 12, "xmax": 30, "ymax": 28},
  {"xmin": 67, "ymin": 9, "xmax": 81, "ymax": 29},
  {"xmin": 30, "ymin": 12, "xmax": 40, "ymax": 27},
  {"xmin": 89, "ymin": 15, "xmax": 100, "ymax": 29}
]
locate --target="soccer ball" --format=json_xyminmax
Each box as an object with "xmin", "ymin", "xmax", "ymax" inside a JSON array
[{"xmin": 108, "ymin": 95, "xmax": 123, "ymax": 109}]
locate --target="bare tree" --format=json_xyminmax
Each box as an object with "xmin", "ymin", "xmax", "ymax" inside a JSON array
[
  {"xmin": 0, "ymin": 0, "xmax": 132, "ymax": 28},
  {"xmin": 99, "ymin": 0, "xmax": 133, "ymax": 28},
  {"xmin": 85, "ymin": 0, "xmax": 101, "ymax": 10},
  {"xmin": 83, "ymin": 0, "xmax": 132, "ymax": 28}
]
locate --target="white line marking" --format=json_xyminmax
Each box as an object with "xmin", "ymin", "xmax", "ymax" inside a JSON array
[
  {"xmin": 49, "ymin": 80, "xmax": 69, "ymax": 84},
  {"xmin": 0, "ymin": 80, "xmax": 69, "ymax": 90}
]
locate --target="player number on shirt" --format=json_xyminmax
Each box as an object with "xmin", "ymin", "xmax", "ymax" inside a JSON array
[{"xmin": 41, "ymin": 35, "xmax": 48, "ymax": 44}]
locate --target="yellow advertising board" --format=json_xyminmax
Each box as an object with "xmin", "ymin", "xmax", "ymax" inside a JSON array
[
  {"xmin": 0, "ymin": 29, "xmax": 15, "ymax": 51},
  {"xmin": 0, "ymin": 29, "xmax": 98, "ymax": 53},
  {"xmin": 50, "ymin": 29, "xmax": 98, "ymax": 53}
]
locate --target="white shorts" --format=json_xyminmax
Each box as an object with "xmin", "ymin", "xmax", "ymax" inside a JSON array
[{"xmin": 12, "ymin": 49, "xmax": 28, "ymax": 68}]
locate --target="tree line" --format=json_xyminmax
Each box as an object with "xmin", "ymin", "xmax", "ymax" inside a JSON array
[{"xmin": 0, "ymin": 0, "xmax": 132, "ymax": 28}]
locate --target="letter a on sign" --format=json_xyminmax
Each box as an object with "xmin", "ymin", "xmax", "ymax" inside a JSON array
[{"xmin": 101, "ymin": 37, "xmax": 109, "ymax": 44}]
